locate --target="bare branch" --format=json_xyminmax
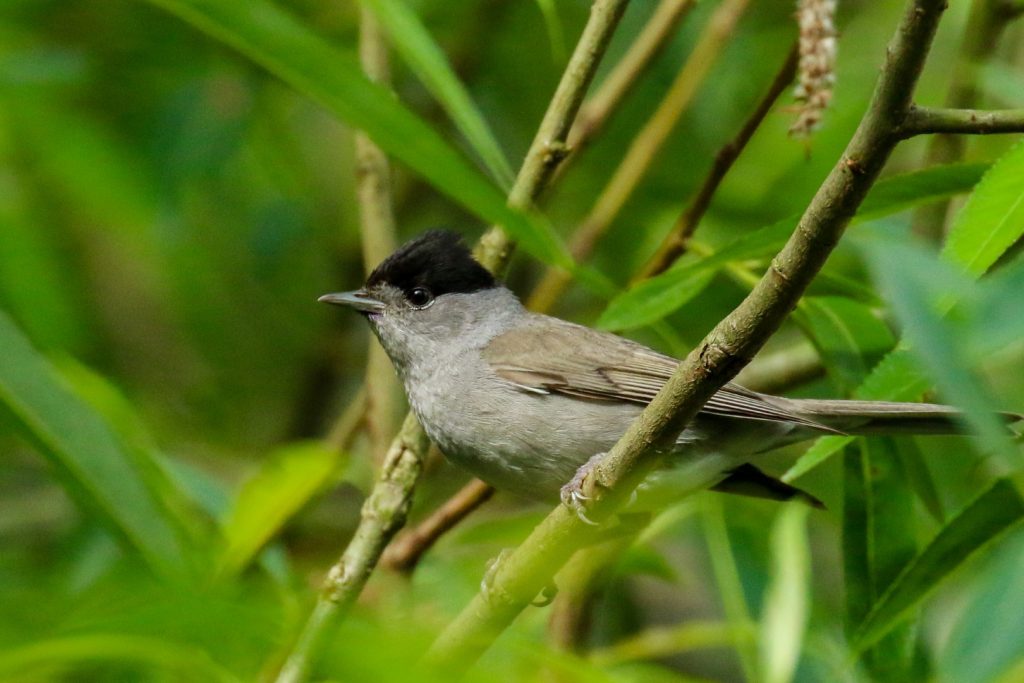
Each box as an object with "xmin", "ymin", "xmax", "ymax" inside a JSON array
[
  {"xmin": 911, "ymin": 0, "xmax": 1023, "ymax": 239},
  {"xmin": 475, "ymin": 0, "xmax": 632, "ymax": 273},
  {"xmin": 381, "ymin": 479, "xmax": 494, "ymax": 572},
  {"xmin": 900, "ymin": 106, "xmax": 1024, "ymax": 137}
]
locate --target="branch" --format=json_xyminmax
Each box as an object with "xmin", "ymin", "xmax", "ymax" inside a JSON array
[
  {"xmin": 273, "ymin": 3, "xmax": 632, "ymax": 680},
  {"xmin": 528, "ymin": 0, "xmax": 753, "ymax": 312},
  {"xmin": 425, "ymin": 0, "xmax": 947, "ymax": 671},
  {"xmin": 911, "ymin": 0, "xmax": 1023, "ymax": 239},
  {"xmin": 567, "ymin": 0, "xmax": 697, "ymax": 158},
  {"xmin": 635, "ymin": 43, "xmax": 799, "ymax": 281},
  {"xmin": 276, "ymin": 414, "xmax": 428, "ymax": 683},
  {"xmin": 381, "ymin": 478, "xmax": 494, "ymax": 572},
  {"xmin": 900, "ymin": 106, "xmax": 1024, "ymax": 137},
  {"xmin": 353, "ymin": 6, "xmax": 402, "ymax": 465},
  {"xmin": 475, "ymin": 0, "xmax": 632, "ymax": 273}
]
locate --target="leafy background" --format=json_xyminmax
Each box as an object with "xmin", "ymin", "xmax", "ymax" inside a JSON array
[{"xmin": 2, "ymin": 0, "xmax": 1024, "ymax": 681}]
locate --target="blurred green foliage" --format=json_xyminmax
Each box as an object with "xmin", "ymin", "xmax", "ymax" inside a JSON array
[{"xmin": 2, "ymin": 0, "xmax": 1024, "ymax": 681}]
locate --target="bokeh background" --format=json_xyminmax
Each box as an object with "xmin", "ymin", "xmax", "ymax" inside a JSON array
[{"xmin": 2, "ymin": 0, "xmax": 1024, "ymax": 681}]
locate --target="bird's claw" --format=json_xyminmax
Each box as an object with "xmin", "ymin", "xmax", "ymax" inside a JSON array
[{"xmin": 560, "ymin": 453, "xmax": 607, "ymax": 526}]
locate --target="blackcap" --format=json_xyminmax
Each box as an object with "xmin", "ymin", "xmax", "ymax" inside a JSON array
[{"xmin": 321, "ymin": 230, "xmax": 1012, "ymax": 517}]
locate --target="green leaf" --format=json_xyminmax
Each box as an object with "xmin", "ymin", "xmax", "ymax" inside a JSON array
[
  {"xmin": 854, "ymin": 479, "xmax": 1024, "ymax": 652},
  {"xmin": 759, "ymin": 504, "xmax": 810, "ymax": 683},
  {"xmin": 939, "ymin": 531, "xmax": 1024, "ymax": 683},
  {"xmin": 857, "ymin": 163, "xmax": 989, "ymax": 221},
  {"xmin": 533, "ymin": 0, "xmax": 568, "ymax": 65},
  {"xmin": 597, "ymin": 263, "xmax": 715, "ymax": 331},
  {"xmin": 866, "ymin": 240, "xmax": 1015, "ymax": 458},
  {"xmin": 0, "ymin": 311, "xmax": 194, "ymax": 576},
  {"xmin": 859, "ymin": 438, "xmax": 918, "ymax": 679},
  {"xmin": 218, "ymin": 441, "xmax": 340, "ymax": 577},
  {"xmin": 142, "ymin": 0, "xmax": 570, "ymax": 269},
  {"xmin": 796, "ymin": 296, "xmax": 895, "ymax": 393},
  {"xmin": 362, "ymin": 0, "xmax": 515, "ymax": 189},
  {"xmin": 943, "ymin": 139, "xmax": 1024, "ymax": 277},
  {"xmin": 600, "ymin": 163, "xmax": 988, "ymax": 331},
  {"xmin": 0, "ymin": 635, "xmax": 240, "ymax": 683}
]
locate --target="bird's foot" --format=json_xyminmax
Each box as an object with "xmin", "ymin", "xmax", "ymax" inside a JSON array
[
  {"xmin": 560, "ymin": 452, "xmax": 608, "ymax": 526},
  {"xmin": 480, "ymin": 549, "xmax": 557, "ymax": 607}
]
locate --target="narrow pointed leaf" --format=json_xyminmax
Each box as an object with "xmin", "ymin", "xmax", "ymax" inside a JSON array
[
  {"xmin": 362, "ymin": 0, "xmax": 515, "ymax": 189},
  {"xmin": 142, "ymin": 0, "xmax": 570, "ymax": 268},
  {"xmin": 600, "ymin": 163, "xmax": 988, "ymax": 331},
  {"xmin": 0, "ymin": 311, "xmax": 193, "ymax": 576},
  {"xmin": 854, "ymin": 479, "xmax": 1024, "ymax": 652},
  {"xmin": 218, "ymin": 441, "xmax": 340, "ymax": 576},
  {"xmin": 943, "ymin": 139, "xmax": 1024, "ymax": 276},
  {"xmin": 760, "ymin": 504, "xmax": 810, "ymax": 683}
]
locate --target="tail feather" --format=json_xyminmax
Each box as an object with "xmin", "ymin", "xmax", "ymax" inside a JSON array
[{"xmin": 789, "ymin": 399, "xmax": 1023, "ymax": 436}]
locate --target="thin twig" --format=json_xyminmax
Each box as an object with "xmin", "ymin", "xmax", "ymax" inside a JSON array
[
  {"xmin": 635, "ymin": 43, "xmax": 799, "ymax": 281},
  {"xmin": 528, "ymin": 0, "xmax": 753, "ymax": 313},
  {"xmin": 381, "ymin": 478, "xmax": 494, "ymax": 572},
  {"xmin": 273, "ymin": 3, "xmax": 632, "ymax": 680},
  {"xmin": 734, "ymin": 343, "xmax": 824, "ymax": 395},
  {"xmin": 567, "ymin": 0, "xmax": 697, "ymax": 158},
  {"xmin": 475, "ymin": 0, "xmax": 633, "ymax": 274},
  {"xmin": 425, "ymin": 0, "xmax": 948, "ymax": 670},
  {"xmin": 911, "ymin": 0, "xmax": 1023, "ymax": 240},
  {"xmin": 354, "ymin": 6, "xmax": 402, "ymax": 465},
  {"xmin": 900, "ymin": 106, "xmax": 1024, "ymax": 137}
]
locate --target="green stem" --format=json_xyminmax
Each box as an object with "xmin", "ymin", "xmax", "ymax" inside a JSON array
[
  {"xmin": 475, "ymin": 0, "xmax": 633, "ymax": 274},
  {"xmin": 528, "ymin": 0, "xmax": 752, "ymax": 312}
]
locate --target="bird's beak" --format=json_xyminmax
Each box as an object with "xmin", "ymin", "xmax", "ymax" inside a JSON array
[{"xmin": 318, "ymin": 290, "xmax": 385, "ymax": 313}]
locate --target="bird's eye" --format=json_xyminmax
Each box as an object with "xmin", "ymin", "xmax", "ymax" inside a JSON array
[{"xmin": 408, "ymin": 287, "xmax": 434, "ymax": 308}]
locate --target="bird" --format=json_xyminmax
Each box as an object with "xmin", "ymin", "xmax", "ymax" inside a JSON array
[{"xmin": 320, "ymin": 229, "xmax": 1016, "ymax": 518}]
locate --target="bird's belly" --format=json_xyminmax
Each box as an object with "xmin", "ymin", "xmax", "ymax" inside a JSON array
[
  {"xmin": 410, "ymin": 384, "xmax": 638, "ymax": 501},
  {"xmin": 407, "ymin": 370, "xmax": 793, "ymax": 503}
]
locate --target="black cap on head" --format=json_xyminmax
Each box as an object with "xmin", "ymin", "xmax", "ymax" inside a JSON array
[{"xmin": 366, "ymin": 230, "xmax": 497, "ymax": 297}]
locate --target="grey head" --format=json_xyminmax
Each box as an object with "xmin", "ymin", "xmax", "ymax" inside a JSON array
[{"xmin": 319, "ymin": 229, "xmax": 525, "ymax": 372}]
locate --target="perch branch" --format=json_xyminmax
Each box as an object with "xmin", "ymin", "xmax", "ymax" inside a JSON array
[
  {"xmin": 274, "ymin": 3, "xmax": 632, "ymax": 681},
  {"xmin": 425, "ymin": 0, "xmax": 948, "ymax": 671}
]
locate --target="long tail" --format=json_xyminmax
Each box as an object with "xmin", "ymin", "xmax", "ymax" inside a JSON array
[{"xmin": 789, "ymin": 399, "xmax": 1022, "ymax": 436}]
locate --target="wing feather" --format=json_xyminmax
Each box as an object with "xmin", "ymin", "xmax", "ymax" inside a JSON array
[{"xmin": 483, "ymin": 316, "xmax": 835, "ymax": 432}]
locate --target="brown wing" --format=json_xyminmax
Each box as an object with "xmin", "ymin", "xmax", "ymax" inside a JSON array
[{"xmin": 483, "ymin": 315, "xmax": 833, "ymax": 431}]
